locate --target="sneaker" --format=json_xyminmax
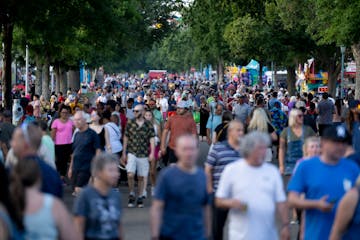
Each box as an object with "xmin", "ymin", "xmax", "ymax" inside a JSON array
[
  {"xmin": 290, "ymin": 220, "xmax": 299, "ymax": 225},
  {"xmin": 137, "ymin": 196, "xmax": 144, "ymax": 208},
  {"xmin": 128, "ymin": 195, "xmax": 135, "ymax": 208},
  {"xmin": 142, "ymin": 190, "xmax": 147, "ymax": 199}
]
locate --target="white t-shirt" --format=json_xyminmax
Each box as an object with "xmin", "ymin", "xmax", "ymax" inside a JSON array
[
  {"xmin": 105, "ymin": 122, "xmax": 122, "ymax": 153},
  {"xmin": 97, "ymin": 95, "xmax": 108, "ymax": 104},
  {"xmin": 159, "ymin": 98, "xmax": 168, "ymax": 112},
  {"xmin": 216, "ymin": 160, "xmax": 286, "ymax": 240}
]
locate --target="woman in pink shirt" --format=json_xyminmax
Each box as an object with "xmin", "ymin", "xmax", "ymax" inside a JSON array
[{"xmin": 51, "ymin": 105, "xmax": 74, "ymax": 181}]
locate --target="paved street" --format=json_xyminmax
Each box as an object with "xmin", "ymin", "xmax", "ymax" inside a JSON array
[{"xmin": 64, "ymin": 141, "xmax": 299, "ymax": 239}]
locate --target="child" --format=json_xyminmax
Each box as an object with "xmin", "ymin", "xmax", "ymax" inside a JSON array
[
  {"xmin": 294, "ymin": 136, "xmax": 321, "ymax": 173},
  {"xmin": 293, "ymin": 136, "xmax": 321, "ymax": 240}
]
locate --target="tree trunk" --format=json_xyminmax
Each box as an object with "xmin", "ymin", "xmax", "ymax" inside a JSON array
[
  {"xmin": 35, "ymin": 55, "xmax": 42, "ymax": 96},
  {"xmin": 55, "ymin": 64, "xmax": 60, "ymax": 93},
  {"xmin": 42, "ymin": 57, "xmax": 50, "ymax": 100},
  {"xmin": 286, "ymin": 65, "xmax": 296, "ymax": 96},
  {"xmin": 217, "ymin": 57, "xmax": 224, "ymax": 84},
  {"xmin": 326, "ymin": 59, "xmax": 341, "ymax": 98},
  {"xmin": 61, "ymin": 68, "xmax": 68, "ymax": 94},
  {"xmin": 67, "ymin": 69, "xmax": 80, "ymax": 92},
  {"xmin": 352, "ymin": 43, "xmax": 360, "ymax": 99},
  {"xmin": 2, "ymin": 22, "xmax": 14, "ymax": 110},
  {"xmin": 57, "ymin": 65, "xmax": 67, "ymax": 94}
]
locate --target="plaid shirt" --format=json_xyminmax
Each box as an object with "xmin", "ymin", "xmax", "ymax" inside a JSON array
[{"xmin": 125, "ymin": 119, "xmax": 155, "ymax": 157}]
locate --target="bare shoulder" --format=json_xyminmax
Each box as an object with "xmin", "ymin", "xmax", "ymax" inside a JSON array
[{"xmin": 52, "ymin": 197, "xmax": 68, "ymax": 216}]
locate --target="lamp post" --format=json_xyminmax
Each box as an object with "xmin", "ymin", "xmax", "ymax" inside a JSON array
[
  {"xmin": 25, "ymin": 45, "xmax": 29, "ymax": 95},
  {"xmin": 340, "ymin": 46, "xmax": 346, "ymax": 99}
]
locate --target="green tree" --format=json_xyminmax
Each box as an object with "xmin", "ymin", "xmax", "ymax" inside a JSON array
[
  {"xmin": 184, "ymin": 0, "xmax": 234, "ymax": 82},
  {"xmin": 275, "ymin": 0, "xmax": 342, "ymax": 97},
  {"xmin": 146, "ymin": 29, "xmax": 200, "ymax": 72},
  {"xmin": 306, "ymin": 0, "xmax": 360, "ymax": 98}
]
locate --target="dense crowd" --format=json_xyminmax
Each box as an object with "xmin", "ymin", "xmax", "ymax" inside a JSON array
[{"xmin": 0, "ymin": 75, "xmax": 359, "ymax": 240}]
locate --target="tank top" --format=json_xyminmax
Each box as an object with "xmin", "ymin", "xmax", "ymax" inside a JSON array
[
  {"xmin": 24, "ymin": 194, "xmax": 58, "ymax": 240},
  {"xmin": 343, "ymin": 186, "xmax": 360, "ymax": 240}
]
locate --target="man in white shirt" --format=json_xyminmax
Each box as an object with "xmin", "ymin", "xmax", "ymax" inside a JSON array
[{"xmin": 216, "ymin": 131, "xmax": 289, "ymax": 240}]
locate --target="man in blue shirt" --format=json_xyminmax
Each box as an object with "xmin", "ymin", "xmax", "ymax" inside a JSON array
[
  {"xmin": 288, "ymin": 125, "xmax": 360, "ymax": 240},
  {"xmin": 150, "ymin": 135, "xmax": 210, "ymax": 240}
]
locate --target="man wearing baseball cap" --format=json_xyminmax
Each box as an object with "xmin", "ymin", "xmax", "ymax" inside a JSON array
[
  {"xmin": 161, "ymin": 101, "xmax": 197, "ymax": 164},
  {"xmin": 288, "ymin": 125, "xmax": 360, "ymax": 240}
]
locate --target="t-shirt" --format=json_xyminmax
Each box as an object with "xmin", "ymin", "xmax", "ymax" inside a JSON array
[
  {"xmin": 206, "ymin": 114, "xmax": 222, "ymax": 138},
  {"xmin": 155, "ymin": 166, "xmax": 209, "ymax": 240},
  {"xmin": 51, "ymin": 119, "xmax": 73, "ymax": 145},
  {"xmin": 73, "ymin": 186, "xmax": 122, "ymax": 239},
  {"xmin": 206, "ymin": 141, "xmax": 241, "ymax": 191},
  {"xmin": 352, "ymin": 122, "xmax": 360, "ymax": 155},
  {"xmin": 104, "ymin": 122, "xmax": 122, "ymax": 154},
  {"xmin": 233, "ymin": 103, "xmax": 252, "ymax": 125},
  {"xmin": 317, "ymin": 99, "xmax": 334, "ymax": 124},
  {"xmin": 216, "ymin": 160, "xmax": 285, "ymax": 240},
  {"xmin": 152, "ymin": 109, "xmax": 163, "ymax": 125},
  {"xmin": 126, "ymin": 108, "xmax": 135, "ymax": 120},
  {"xmin": 38, "ymin": 135, "xmax": 56, "ymax": 169},
  {"xmin": 72, "ymin": 128, "xmax": 100, "ymax": 172},
  {"xmin": 288, "ymin": 157, "xmax": 360, "ymax": 240},
  {"xmin": 0, "ymin": 122, "xmax": 15, "ymax": 148},
  {"xmin": 159, "ymin": 98, "xmax": 168, "ymax": 112},
  {"xmin": 165, "ymin": 114, "xmax": 197, "ymax": 150}
]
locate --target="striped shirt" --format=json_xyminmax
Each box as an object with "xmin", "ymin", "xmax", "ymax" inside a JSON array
[{"xmin": 206, "ymin": 141, "xmax": 241, "ymax": 191}]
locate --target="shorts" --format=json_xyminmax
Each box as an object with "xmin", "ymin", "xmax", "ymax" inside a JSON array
[
  {"xmin": 72, "ymin": 170, "xmax": 91, "ymax": 188},
  {"xmin": 167, "ymin": 147, "xmax": 178, "ymax": 164},
  {"xmin": 126, "ymin": 153, "xmax": 149, "ymax": 177}
]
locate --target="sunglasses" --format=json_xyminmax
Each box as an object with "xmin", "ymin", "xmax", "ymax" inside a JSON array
[{"xmin": 133, "ymin": 110, "xmax": 141, "ymax": 113}]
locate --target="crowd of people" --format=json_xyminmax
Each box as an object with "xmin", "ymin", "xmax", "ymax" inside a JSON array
[{"xmin": 0, "ymin": 75, "xmax": 359, "ymax": 240}]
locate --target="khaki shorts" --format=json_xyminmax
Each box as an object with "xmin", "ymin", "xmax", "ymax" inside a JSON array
[{"xmin": 126, "ymin": 153, "xmax": 149, "ymax": 177}]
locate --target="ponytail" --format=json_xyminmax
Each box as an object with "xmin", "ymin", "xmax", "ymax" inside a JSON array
[
  {"xmin": 9, "ymin": 170, "xmax": 25, "ymax": 228},
  {"xmin": 9, "ymin": 157, "xmax": 41, "ymax": 230}
]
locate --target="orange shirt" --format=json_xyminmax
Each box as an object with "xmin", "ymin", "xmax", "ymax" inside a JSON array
[{"xmin": 165, "ymin": 113, "xmax": 197, "ymax": 150}]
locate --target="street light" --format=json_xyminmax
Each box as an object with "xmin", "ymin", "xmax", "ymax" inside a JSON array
[{"xmin": 340, "ymin": 46, "xmax": 346, "ymax": 99}]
